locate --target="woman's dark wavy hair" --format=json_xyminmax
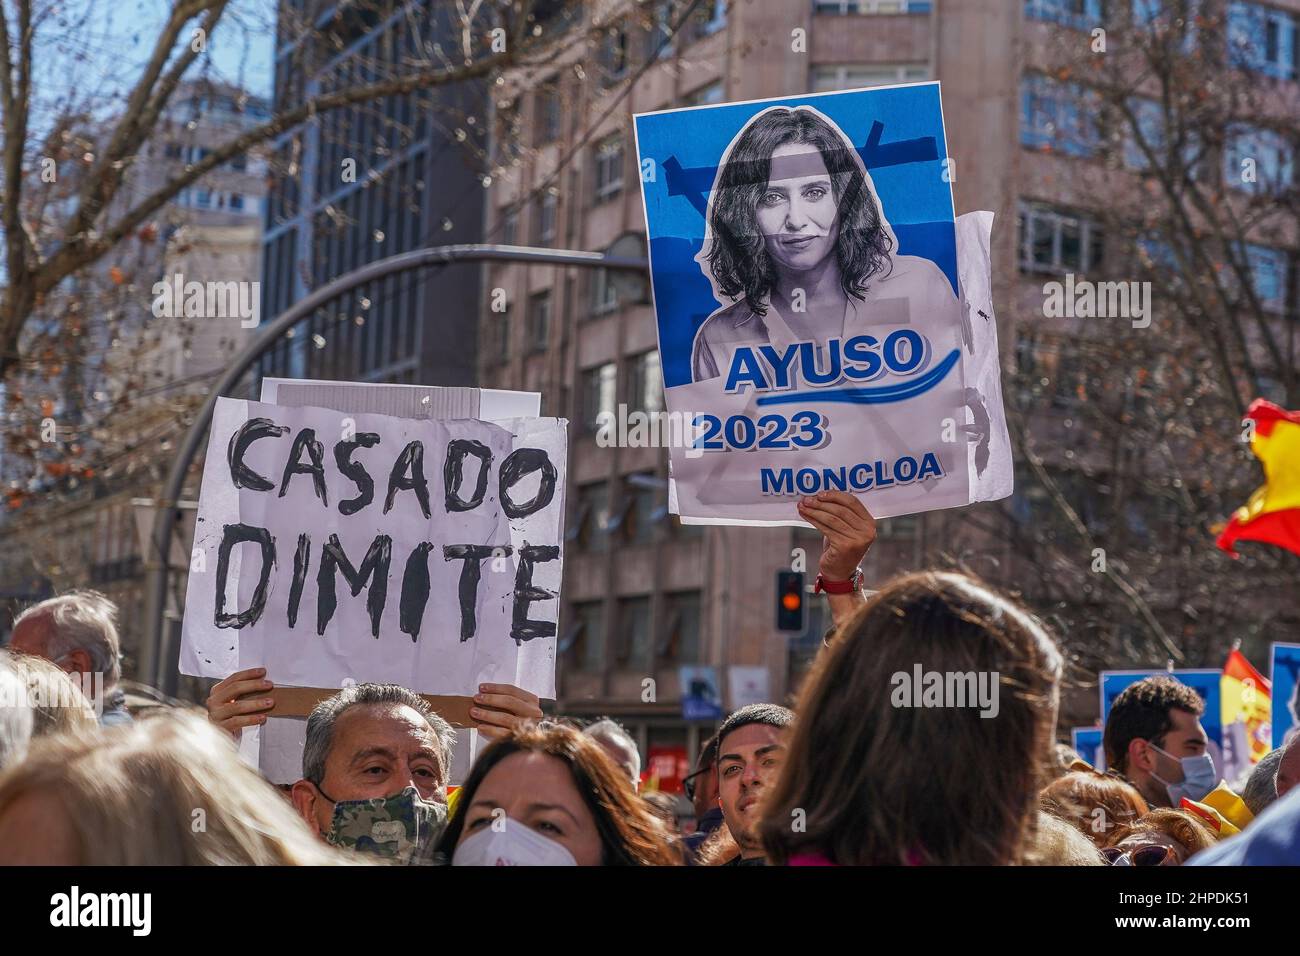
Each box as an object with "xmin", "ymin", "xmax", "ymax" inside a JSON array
[
  {"xmin": 703, "ymin": 106, "xmax": 893, "ymax": 317},
  {"xmin": 434, "ymin": 720, "xmax": 681, "ymax": 866}
]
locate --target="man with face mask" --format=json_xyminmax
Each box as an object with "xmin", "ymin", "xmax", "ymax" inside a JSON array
[
  {"xmin": 1104, "ymin": 676, "xmax": 1217, "ymax": 811},
  {"xmin": 290, "ymin": 683, "xmax": 458, "ymax": 865}
]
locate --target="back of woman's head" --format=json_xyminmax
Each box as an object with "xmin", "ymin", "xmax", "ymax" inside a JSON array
[
  {"xmin": 0, "ymin": 707, "xmax": 347, "ymax": 865},
  {"xmin": 437, "ymin": 720, "xmax": 679, "ymax": 865},
  {"xmin": 760, "ymin": 571, "xmax": 1063, "ymax": 865},
  {"xmin": 3, "ymin": 651, "xmax": 98, "ymax": 738},
  {"xmin": 1025, "ymin": 811, "xmax": 1105, "ymax": 865},
  {"xmin": 1040, "ymin": 770, "xmax": 1148, "ymax": 847}
]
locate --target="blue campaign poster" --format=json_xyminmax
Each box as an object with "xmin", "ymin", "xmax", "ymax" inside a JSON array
[
  {"xmin": 1098, "ymin": 671, "xmax": 1224, "ymax": 772},
  {"xmin": 1270, "ymin": 643, "xmax": 1300, "ymax": 748},
  {"xmin": 679, "ymin": 665, "xmax": 723, "ymax": 720},
  {"xmin": 633, "ymin": 82, "xmax": 1004, "ymax": 524},
  {"xmin": 1071, "ymin": 727, "xmax": 1105, "ymax": 771}
]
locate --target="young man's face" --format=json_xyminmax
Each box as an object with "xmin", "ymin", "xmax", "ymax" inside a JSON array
[
  {"xmin": 717, "ymin": 722, "xmax": 788, "ymax": 859},
  {"xmin": 756, "ymin": 143, "xmax": 840, "ymax": 275},
  {"xmin": 292, "ymin": 703, "xmax": 445, "ymax": 836},
  {"xmin": 1131, "ymin": 707, "xmax": 1209, "ymax": 806}
]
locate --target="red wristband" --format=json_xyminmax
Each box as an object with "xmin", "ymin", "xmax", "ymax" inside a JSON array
[{"xmin": 815, "ymin": 570, "xmax": 863, "ymax": 594}]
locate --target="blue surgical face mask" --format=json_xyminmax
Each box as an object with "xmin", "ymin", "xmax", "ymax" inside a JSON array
[{"xmin": 1149, "ymin": 743, "xmax": 1217, "ymax": 806}]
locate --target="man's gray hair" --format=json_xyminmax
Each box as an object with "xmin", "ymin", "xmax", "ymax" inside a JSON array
[
  {"xmin": 584, "ymin": 717, "xmax": 641, "ymax": 777},
  {"xmin": 15, "ymin": 590, "xmax": 121, "ymax": 688},
  {"xmin": 1241, "ymin": 746, "xmax": 1285, "ymax": 817},
  {"xmin": 301, "ymin": 683, "xmax": 455, "ymax": 787},
  {"xmin": 0, "ymin": 654, "xmax": 34, "ymax": 771}
]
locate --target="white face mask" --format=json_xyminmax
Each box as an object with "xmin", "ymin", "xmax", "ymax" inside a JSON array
[
  {"xmin": 452, "ymin": 816, "xmax": 579, "ymax": 866},
  {"xmin": 1149, "ymin": 743, "xmax": 1218, "ymax": 806}
]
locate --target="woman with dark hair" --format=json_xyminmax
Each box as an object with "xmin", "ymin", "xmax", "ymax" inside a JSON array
[
  {"xmin": 691, "ymin": 105, "xmax": 958, "ymax": 382},
  {"xmin": 437, "ymin": 720, "xmax": 681, "ymax": 866},
  {"xmin": 757, "ymin": 571, "xmax": 1063, "ymax": 865}
]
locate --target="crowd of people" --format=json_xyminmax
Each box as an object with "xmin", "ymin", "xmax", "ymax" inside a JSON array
[{"xmin": 1, "ymin": 491, "xmax": 1298, "ymax": 866}]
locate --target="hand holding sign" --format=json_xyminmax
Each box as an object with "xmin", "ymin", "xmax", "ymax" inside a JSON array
[
  {"xmin": 470, "ymin": 682, "xmax": 543, "ymax": 741},
  {"xmin": 205, "ymin": 666, "xmax": 275, "ymax": 737},
  {"xmin": 797, "ymin": 491, "xmax": 877, "ymax": 581},
  {"xmin": 798, "ymin": 490, "xmax": 877, "ymax": 629}
]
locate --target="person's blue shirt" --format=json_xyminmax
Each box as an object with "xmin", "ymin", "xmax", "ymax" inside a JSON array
[{"xmin": 1189, "ymin": 785, "xmax": 1300, "ymax": 865}]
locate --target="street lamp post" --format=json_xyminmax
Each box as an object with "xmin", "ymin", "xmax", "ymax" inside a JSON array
[{"xmin": 141, "ymin": 243, "xmax": 649, "ymax": 694}]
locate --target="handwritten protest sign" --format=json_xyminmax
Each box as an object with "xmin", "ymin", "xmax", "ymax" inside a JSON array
[
  {"xmin": 634, "ymin": 81, "xmax": 1011, "ymax": 524},
  {"xmin": 180, "ymin": 397, "xmax": 567, "ymax": 700}
]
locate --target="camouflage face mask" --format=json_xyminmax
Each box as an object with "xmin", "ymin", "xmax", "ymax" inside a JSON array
[{"xmin": 322, "ymin": 786, "xmax": 448, "ymax": 865}]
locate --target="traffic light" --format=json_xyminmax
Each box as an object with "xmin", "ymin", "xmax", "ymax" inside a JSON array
[{"xmin": 775, "ymin": 571, "xmax": 806, "ymax": 632}]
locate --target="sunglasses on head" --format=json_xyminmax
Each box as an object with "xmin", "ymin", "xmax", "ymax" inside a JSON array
[{"xmin": 1102, "ymin": 844, "xmax": 1178, "ymax": 867}]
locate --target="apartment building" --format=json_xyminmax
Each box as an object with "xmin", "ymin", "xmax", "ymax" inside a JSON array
[{"xmin": 479, "ymin": 0, "xmax": 1299, "ymax": 768}]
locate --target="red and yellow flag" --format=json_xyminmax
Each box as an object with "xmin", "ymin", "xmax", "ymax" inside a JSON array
[
  {"xmin": 1221, "ymin": 648, "xmax": 1271, "ymax": 768},
  {"xmin": 1217, "ymin": 400, "xmax": 1300, "ymax": 557}
]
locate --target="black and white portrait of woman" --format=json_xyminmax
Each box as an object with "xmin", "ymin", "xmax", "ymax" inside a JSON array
[{"xmin": 691, "ymin": 105, "xmax": 958, "ymax": 383}]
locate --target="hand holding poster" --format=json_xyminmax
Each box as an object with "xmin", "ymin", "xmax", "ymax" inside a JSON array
[
  {"xmin": 633, "ymin": 81, "xmax": 1011, "ymax": 524},
  {"xmin": 180, "ymin": 398, "xmax": 567, "ymax": 700}
]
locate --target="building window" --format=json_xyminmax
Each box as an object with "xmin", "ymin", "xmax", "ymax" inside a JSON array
[
  {"xmin": 527, "ymin": 291, "xmax": 551, "ymax": 352},
  {"xmin": 697, "ymin": 0, "xmax": 727, "ymax": 34},
  {"xmin": 810, "ymin": 64, "xmax": 929, "ymax": 92},
  {"xmin": 501, "ymin": 207, "xmax": 518, "ymax": 245},
  {"xmin": 1228, "ymin": 0, "xmax": 1298, "ymax": 81},
  {"xmin": 615, "ymin": 597, "xmax": 652, "ymax": 668},
  {"xmin": 1020, "ymin": 73, "xmax": 1098, "ymax": 157},
  {"xmin": 1024, "ymin": 0, "xmax": 1103, "ymax": 29},
  {"xmin": 569, "ymin": 482, "xmax": 611, "ymax": 552},
  {"xmin": 1241, "ymin": 244, "xmax": 1289, "ymax": 314},
  {"xmin": 682, "ymin": 81, "xmax": 724, "ymax": 107},
  {"xmin": 1223, "ymin": 124, "xmax": 1294, "ymax": 196},
  {"xmin": 534, "ymin": 83, "xmax": 562, "ymax": 145},
  {"xmin": 599, "ymin": 22, "xmax": 631, "ymax": 86},
  {"xmin": 591, "ymin": 268, "xmax": 619, "ymax": 316},
  {"xmin": 647, "ymin": 0, "xmax": 676, "ymax": 58},
  {"xmin": 581, "ymin": 362, "xmax": 618, "ymax": 432},
  {"xmin": 594, "ymin": 135, "xmax": 625, "ymax": 203},
  {"xmin": 617, "ymin": 473, "xmax": 657, "ymax": 546},
  {"xmin": 532, "ymin": 193, "xmax": 557, "ymax": 246},
  {"xmin": 1049, "ymin": 340, "xmax": 1088, "ymax": 410},
  {"xmin": 1018, "ymin": 202, "xmax": 1104, "ymax": 274},
  {"xmin": 660, "ymin": 591, "xmax": 702, "ymax": 664},
  {"xmin": 815, "ymin": 0, "xmax": 932, "ymax": 12},
  {"xmin": 627, "ymin": 350, "xmax": 664, "ymax": 415},
  {"xmin": 567, "ymin": 600, "xmax": 605, "ymax": 672}
]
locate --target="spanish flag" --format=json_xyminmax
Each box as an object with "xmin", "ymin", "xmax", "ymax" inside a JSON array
[
  {"xmin": 1217, "ymin": 400, "xmax": 1300, "ymax": 557},
  {"xmin": 1221, "ymin": 648, "xmax": 1271, "ymax": 773}
]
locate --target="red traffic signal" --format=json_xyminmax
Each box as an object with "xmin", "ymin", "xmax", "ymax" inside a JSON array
[{"xmin": 776, "ymin": 571, "xmax": 806, "ymax": 632}]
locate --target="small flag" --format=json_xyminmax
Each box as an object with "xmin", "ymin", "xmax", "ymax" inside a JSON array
[
  {"xmin": 1220, "ymin": 648, "xmax": 1272, "ymax": 783},
  {"xmin": 1218, "ymin": 400, "xmax": 1300, "ymax": 557}
]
